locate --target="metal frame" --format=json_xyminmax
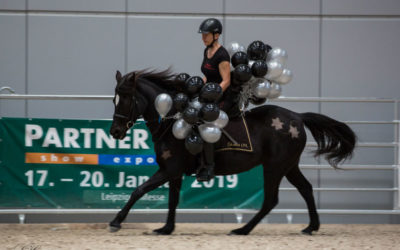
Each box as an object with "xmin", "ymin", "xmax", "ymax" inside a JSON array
[{"xmin": 1, "ymin": 90, "xmax": 400, "ymax": 223}]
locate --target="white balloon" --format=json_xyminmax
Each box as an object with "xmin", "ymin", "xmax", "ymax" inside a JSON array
[
  {"xmin": 268, "ymin": 82, "xmax": 282, "ymax": 99},
  {"xmin": 155, "ymin": 93, "xmax": 172, "ymax": 118},
  {"xmin": 227, "ymin": 41, "xmax": 246, "ymax": 57},
  {"xmin": 274, "ymin": 68, "xmax": 293, "ymax": 85},
  {"xmin": 252, "ymin": 81, "xmax": 271, "ymax": 98},
  {"xmin": 208, "ymin": 110, "xmax": 229, "ymax": 129},
  {"xmin": 267, "ymin": 47, "xmax": 288, "ymax": 65},
  {"xmin": 198, "ymin": 124, "xmax": 222, "ymax": 143},
  {"xmin": 248, "ymin": 60, "xmax": 255, "ymax": 68},
  {"xmin": 189, "ymin": 97, "xmax": 203, "ymax": 110},
  {"xmin": 265, "ymin": 61, "xmax": 284, "ymax": 80},
  {"xmin": 172, "ymin": 119, "xmax": 192, "ymax": 139}
]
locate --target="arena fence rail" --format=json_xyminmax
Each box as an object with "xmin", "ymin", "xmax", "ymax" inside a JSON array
[{"xmin": 1, "ymin": 89, "xmax": 399, "ymax": 224}]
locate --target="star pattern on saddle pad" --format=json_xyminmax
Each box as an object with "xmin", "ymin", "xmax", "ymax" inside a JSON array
[
  {"xmin": 289, "ymin": 125, "xmax": 299, "ymax": 138},
  {"xmin": 271, "ymin": 117, "xmax": 284, "ymax": 130},
  {"xmin": 161, "ymin": 150, "xmax": 172, "ymax": 160}
]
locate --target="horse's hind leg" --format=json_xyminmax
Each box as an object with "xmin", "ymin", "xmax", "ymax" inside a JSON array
[
  {"xmin": 230, "ymin": 165, "xmax": 284, "ymax": 235},
  {"xmin": 286, "ymin": 166, "xmax": 320, "ymax": 235},
  {"xmin": 109, "ymin": 170, "xmax": 169, "ymax": 232},
  {"xmin": 153, "ymin": 176, "xmax": 183, "ymax": 235}
]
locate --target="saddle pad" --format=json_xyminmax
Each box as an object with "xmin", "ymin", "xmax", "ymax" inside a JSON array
[{"xmin": 215, "ymin": 115, "xmax": 253, "ymax": 152}]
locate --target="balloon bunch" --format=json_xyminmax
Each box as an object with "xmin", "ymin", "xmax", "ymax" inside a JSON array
[
  {"xmin": 154, "ymin": 74, "xmax": 229, "ymax": 155},
  {"xmin": 227, "ymin": 40, "xmax": 293, "ymax": 108}
]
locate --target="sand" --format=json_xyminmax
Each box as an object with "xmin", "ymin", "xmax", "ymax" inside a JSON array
[{"xmin": 1, "ymin": 223, "xmax": 400, "ymax": 250}]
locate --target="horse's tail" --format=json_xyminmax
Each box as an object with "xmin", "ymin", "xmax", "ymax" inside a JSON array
[{"xmin": 301, "ymin": 112, "xmax": 356, "ymax": 168}]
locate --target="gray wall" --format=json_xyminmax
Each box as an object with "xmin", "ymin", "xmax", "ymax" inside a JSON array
[{"xmin": 1, "ymin": 0, "xmax": 400, "ymax": 224}]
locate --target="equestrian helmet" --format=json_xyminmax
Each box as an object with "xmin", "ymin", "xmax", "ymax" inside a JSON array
[{"xmin": 198, "ymin": 18, "xmax": 222, "ymax": 34}]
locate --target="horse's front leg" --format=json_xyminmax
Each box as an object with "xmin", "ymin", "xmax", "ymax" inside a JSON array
[
  {"xmin": 153, "ymin": 176, "xmax": 183, "ymax": 235},
  {"xmin": 109, "ymin": 170, "xmax": 170, "ymax": 232}
]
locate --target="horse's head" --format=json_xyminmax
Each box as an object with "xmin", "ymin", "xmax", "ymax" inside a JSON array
[{"xmin": 110, "ymin": 70, "xmax": 146, "ymax": 139}]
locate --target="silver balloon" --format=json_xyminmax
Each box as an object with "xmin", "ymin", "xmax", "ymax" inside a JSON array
[
  {"xmin": 267, "ymin": 47, "xmax": 288, "ymax": 65},
  {"xmin": 155, "ymin": 93, "xmax": 173, "ymax": 118},
  {"xmin": 265, "ymin": 61, "xmax": 284, "ymax": 80},
  {"xmin": 227, "ymin": 41, "xmax": 246, "ymax": 57},
  {"xmin": 207, "ymin": 110, "xmax": 229, "ymax": 129},
  {"xmin": 268, "ymin": 82, "xmax": 282, "ymax": 99},
  {"xmin": 198, "ymin": 124, "xmax": 222, "ymax": 143},
  {"xmin": 252, "ymin": 81, "xmax": 271, "ymax": 98},
  {"xmin": 274, "ymin": 68, "xmax": 293, "ymax": 85},
  {"xmin": 172, "ymin": 119, "xmax": 192, "ymax": 140},
  {"xmin": 189, "ymin": 97, "xmax": 203, "ymax": 110}
]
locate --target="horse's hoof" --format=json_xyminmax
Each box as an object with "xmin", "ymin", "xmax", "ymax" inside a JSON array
[
  {"xmin": 229, "ymin": 228, "xmax": 249, "ymax": 236},
  {"xmin": 301, "ymin": 225, "xmax": 319, "ymax": 235},
  {"xmin": 153, "ymin": 226, "xmax": 174, "ymax": 235},
  {"xmin": 108, "ymin": 224, "xmax": 121, "ymax": 233}
]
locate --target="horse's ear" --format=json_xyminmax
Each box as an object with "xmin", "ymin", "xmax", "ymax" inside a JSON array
[
  {"xmin": 128, "ymin": 72, "xmax": 136, "ymax": 87},
  {"xmin": 116, "ymin": 70, "xmax": 122, "ymax": 82}
]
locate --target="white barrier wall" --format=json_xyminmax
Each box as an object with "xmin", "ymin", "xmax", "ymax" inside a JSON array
[{"xmin": 1, "ymin": 0, "xmax": 400, "ymax": 223}]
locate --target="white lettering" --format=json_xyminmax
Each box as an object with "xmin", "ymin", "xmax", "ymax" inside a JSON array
[
  {"xmin": 113, "ymin": 157, "xmax": 120, "ymax": 164},
  {"xmin": 25, "ymin": 124, "xmax": 43, "ymax": 147},
  {"xmin": 96, "ymin": 129, "xmax": 116, "ymax": 149},
  {"xmin": 135, "ymin": 157, "xmax": 143, "ymax": 165},
  {"xmin": 42, "ymin": 128, "xmax": 62, "ymax": 148},
  {"xmin": 64, "ymin": 128, "xmax": 80, "ymax": 148},
  {"xmin": 124, "ymin": 157, "xmax": 131, "ymax": 163},
  {"xmin": 51, "ymin": 154, "xmax": 58, "ymax": 162},
  {"xmin": 133, "ymin": 129, "xmax": 149, "ymax": 149},
  {"xmin": 126, "ymin": 176, "xmax": 137, "ymax": 188},
  {"xmin": 24, "ymin": 125, "xmax": 151, "ymax": 150},
  {"xmin": 80, "ymin": 128, "xmax": 94, "ymax": 148},
  {"xmin": 74, "ymin": 156, "xmax": 84, "ymax": 162}
]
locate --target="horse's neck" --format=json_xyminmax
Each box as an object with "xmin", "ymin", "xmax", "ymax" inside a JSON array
[{"xmin": 137, "ymin": 78, "xmax": 171, "ymax": 137}]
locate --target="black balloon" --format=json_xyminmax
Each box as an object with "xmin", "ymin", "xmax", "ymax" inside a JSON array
[
  {"xmin": 200, "ymin": 103, "xmax": 220, "ymax": 122},
  {"xmin": 199, "ymin": 82, "xmax": 223, "ymax": 103},
  {"xmin": 231, "ymin": 51, "xmax": 249, "ymax": 68},
  {"xmin": 182, "ymin": 106, "xmax": 200, "ymax": 124},
  {"xmin": 175, "ymin": 73, "xmax": 190, "ymax": 85},
  {"xmin": 233, "ymin": 64, "xmax": 252, "ymax": 82},
  {"xmin": 185, "ymin": 132, "xmax": 204, "ymax": 155},
  {"xmin": 230, "ymin": 71, "xmax": 242, "ymax": 86},
  {"xmin": 175, "ymin": 73, "xmax": 190, "ymax": 92},
  {"xmin": 251, "ymin": 60, "xmax": 268, "ymax": 77},
  {"xmin": 185, "ymin": 76, "xmax": 204, "ymax": 96},
  {"xmin": 173, "ymin": 93, "xmax": 189, "ymax": 112},
  {"xmin": 249, "ymin": 96, "xmax": 267, "ymax": 105},
  {"xmin": 265, "ymin": 43, "xmax": 272, "ymax": 53},
  {"xmin": 247, "ymin": 40, "xmax": 267, "ymax": 60}
]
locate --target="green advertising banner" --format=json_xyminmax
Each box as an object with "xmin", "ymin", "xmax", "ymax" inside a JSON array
[{"xmin": 0, "ymin": 117, "xmax": 264, "ymax": 209}]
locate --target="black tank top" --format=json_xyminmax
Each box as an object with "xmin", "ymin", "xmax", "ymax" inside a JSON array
[{"xmin": 201, "ymin": 46, "xmax": 230, "ymax": 83}]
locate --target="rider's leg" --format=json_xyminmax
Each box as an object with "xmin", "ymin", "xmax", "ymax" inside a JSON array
[{"xmin": 196, "ymin": 142, "xmax": 215, "ymax": 182}]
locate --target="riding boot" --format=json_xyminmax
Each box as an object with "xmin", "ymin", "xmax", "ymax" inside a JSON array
[{"xmin": 196, "ymin": 142, "xmax": 215, "ymax": 182}]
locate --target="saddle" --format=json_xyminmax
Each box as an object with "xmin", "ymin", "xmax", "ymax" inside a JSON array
[{"xmin": 215, "ymin": 114, "xmax": 253, "ymax": 152}]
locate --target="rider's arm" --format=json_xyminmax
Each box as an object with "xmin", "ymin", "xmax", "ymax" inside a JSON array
[{"xmin": 218, "ymin": 61, "xmax": 231, "ymax": 92}]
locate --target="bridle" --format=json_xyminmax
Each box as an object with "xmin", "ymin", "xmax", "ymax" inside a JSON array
[{"xmin": 113, "ymin": 91, "xmax": 138, "ymax": 129}]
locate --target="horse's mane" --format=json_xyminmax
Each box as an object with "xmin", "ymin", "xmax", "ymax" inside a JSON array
[{"xmin": 134, "ymin": 68, "xmax": 183, "ymax": 93}]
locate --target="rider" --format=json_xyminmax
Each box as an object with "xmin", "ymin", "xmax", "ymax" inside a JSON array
[{"xmin": 197, "ymin": 18, "xmax": 238, "ymax": 182}]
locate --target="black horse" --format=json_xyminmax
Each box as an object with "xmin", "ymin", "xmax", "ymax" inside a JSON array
[{"xmin": 109, "ymin": 69, "xmax": 356, "ymax": 235}]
